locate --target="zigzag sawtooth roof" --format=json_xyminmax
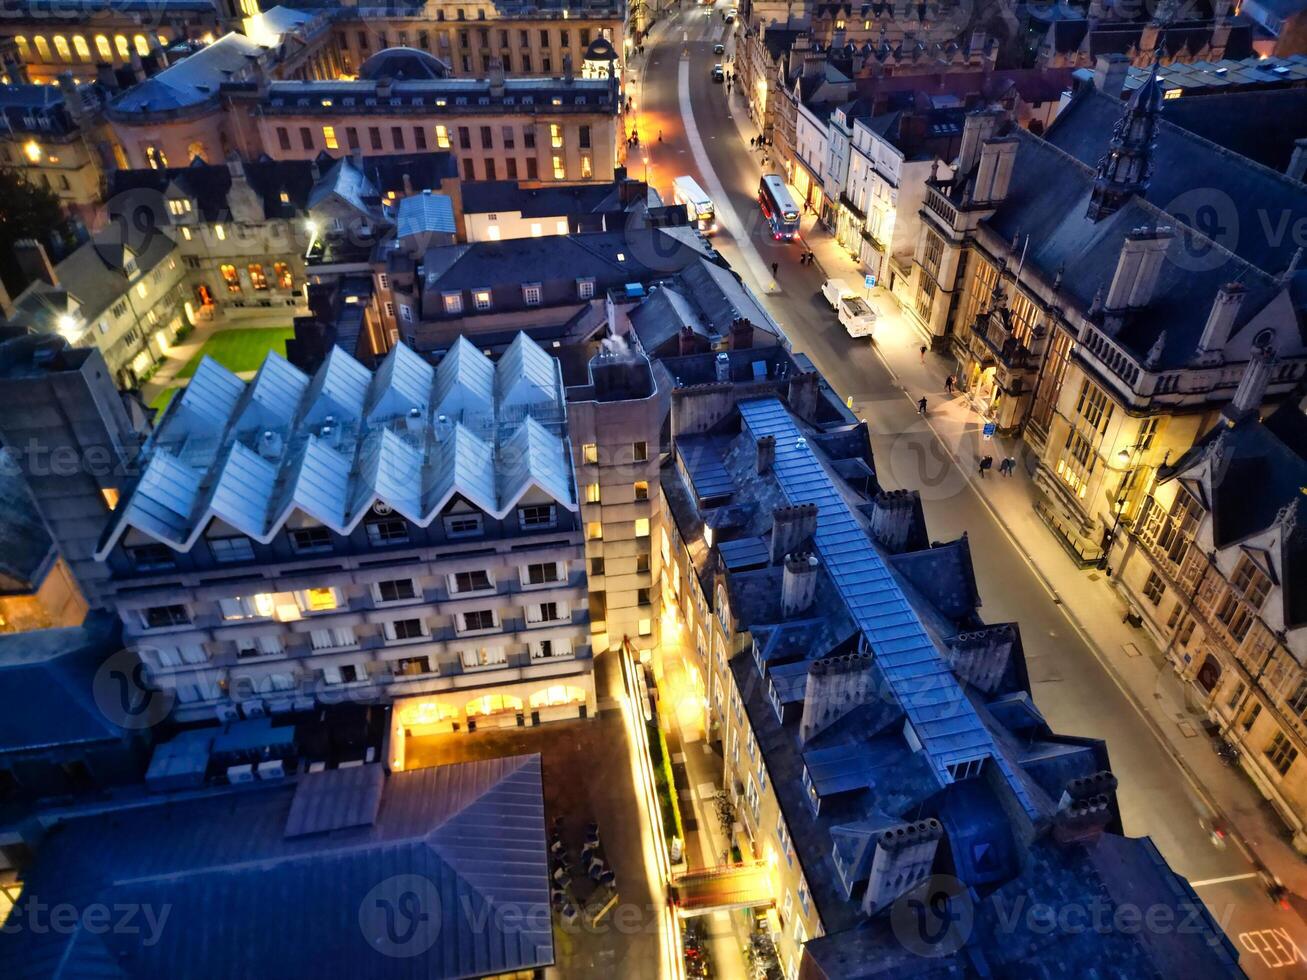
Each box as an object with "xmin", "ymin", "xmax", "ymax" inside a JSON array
[{"xmin": 95, "ymin": 333, "xmax": 574, "ymax": 559}]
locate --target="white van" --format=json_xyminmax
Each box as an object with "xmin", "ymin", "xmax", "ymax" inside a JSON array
[
  {"xmin": 838, "ymin": 295, "xmax": 876, "ymax": 338},
  {"xmin": 821, "ymin": 278, "xmax": 853, "ymax": 309}
]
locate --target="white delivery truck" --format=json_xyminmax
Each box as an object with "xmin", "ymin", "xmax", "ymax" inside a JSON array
[
  {"xmin": 673, "ymin": 175, "xmax": 716, "ymax": 233},
  {"xmin": 838, "ymin": 295, "xmax": 876, "ymax": 338},
  {"xmin": 821, "ymin": 277, "xmax": 854, "ymax": 309}
]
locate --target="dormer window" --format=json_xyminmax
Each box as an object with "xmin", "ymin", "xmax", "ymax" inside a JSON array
[
  {"xmin": 577, "ymin": 278, "xmax": 595, "ymax": 299},
  {"xmin": 443, "ymin": 291, "xmax": 463, "ymax": 314},
  {"xmin": 522, "ymin": 282, "xmax": 542, "ymax": 306},
  {"xmin": 472, "ymin": 288, "xmax": 492, "ymax": 311},
  {"xmin": 167, "ymin": 198, "xmax": 192, "ymax": 216}
]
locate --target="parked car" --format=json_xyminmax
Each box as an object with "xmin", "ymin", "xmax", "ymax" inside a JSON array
[
  {"xmin": 713, "ymin": 43, "xmax": 725, "ymax": 54},
  {"xmin": 838, "ymin": 295, "xmax": 877, "ymax": 338},
  {"xmin": 821, "ymin": 278, "xmax": 854, "ymax": 309},
  {"xmin": 712, "ymin": 64, "xmax": 725, "ymax": 82}
]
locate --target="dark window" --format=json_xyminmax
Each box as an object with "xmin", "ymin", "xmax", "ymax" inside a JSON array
[
  {"xmin": 462, "ymin": 158, "xmax": 476, "ymax": 180},
  {"xmin": 502, "ymin": 125, "xmax": 515, "ymax": 149},
  {"xmin": 210, "ymin": 536, "xmax": 255, "ymax": 563},
  {"xmin": 339, "ymin": 664, "xmax": 359, "ymax": 683},
  {"xmin": 519, "ymin": 505, "xmax": 556, "ymax": 528},
  {"xmin": 446, "ymin": 514, "xmax": 482, "ymax": 537},
  {"xmin": 526, "ymin": 562, "xmax": 560, "ymax": 584},
  {"xmin": 454, "ymin": 570, "xmax": 492, "ymax": 592},
  {"xmin": 590, "ymin": 557, "xmax": 605, "ymax": 576},
  {"xmin": 499, "ymin": 29, "xmax": 508, "ymax": 47},
  {"xmin": 291, "ymin": 526, "xmax": 332, "ymax": 553},
  {"xmin": 129, "ymin": 543, "xmax": 175, "ymax": 570},
  {"xmin": 1143, "ymin": 571, "xmax": 1165, "ymax": 605},
  {"xmin": 524, "ymin": 128, "xmax": 536, "ymax": 149},
  {"xmin": 277, "ymin": 127, "xmax": 291, "ymax": 151},
  {"xmin": 526, "ymin": 158, "xmax": 538, "ymax": 180},
  {"xmin": 637, "ymin": 553, "xmax": 651, "ymax": 573},
  {"xmin": 539, "ymin": 29, "xmax": 548, "ymax": 45},
  {"xmin": 376, "ymin": 578, "xmax": 418, "ymax": 602},
  {"xmin": 299, "ymin": 127, "xmax": 313, "ymax": 151},
  {"xmin": 413, "ymin": 126, "xmax": 427, "ymax": 150},
  {"xmin": 535, "ymin": 602, "xmax": 559, "ymax": 622},
  {"xmin": 581, "ymin": 28, "xmax": 591, "ymax": 44},
  {"xmin": 346, "ymin": 127, "xmax": 359, "ymax": 150},
  {"xmin": 579, "ymin": 125, "xmax": 591, "ymax": 149},
  {"xmin": 638, "ymin": 588, "xmax": 651, "ymax": 606},
  {"xmin": 391, "ymin": 126, "xmax": 404, "ymax": 150},
  {"xmin": 519, "ymin": 30, "xmax": 528, "ymax": 45},
  {"xmin": 357, "ymin": 30, "xmax": 369, "ymax": 49},
  {"xmin": 366, "ymin": 518, "xmax": 410, "ymax": 546},
  {"xmin": 369, "ymin": 127, "xmax": 382, "ymax": 150},
  {"xmin": 633, "ymin": 441, "xmax": 648, "ymax": 462},
  {"xmin": 480, "ymin": 125, "xmax": 492, "ymax": 149},
  {"xmin": 561, "ymin": 30, "xmax": 570, "ymax": 46},
  {"xmin": 478, "ymin": 28, "xmax": 488, "ymax": 46},
  {"xmin": 143, "ymin": 604, "xmax": 190, "ymax": 628},
  {"xmin": 463, "ymin": 609, "xmax": 496, "ymax": 631},
  {"xmin": 522, "ymin": 53, "xmax": 531, "ymax": 72},
  {"xmin": 458, "ymin": 126, "xmax": 471, "ymax": 149},
  {"xmin": 485, "ymin": 159, "xmax": 496, "ymax": 180},
  {"xmin": 390, "ymin": 620, "xmax": 427, "ymax": 641},
  {"xmin": 418, "ymin": 30, "xmax": 429, "ymax": 48},
  {"xmin": 459, "ymin": 29, "xmax": 469, "ymax": 47},
  {"xmin": 506, "ymin": 158, "xmax": 518, "ymax": 179},
  {"xmin": 543, "ymin": 55, "xmax": 551, "ymax": 73}
]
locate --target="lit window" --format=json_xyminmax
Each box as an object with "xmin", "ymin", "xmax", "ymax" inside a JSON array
[
  {"xmin": 487, "ymin": 225, "xmax": 501, "ymax": 241},
  {"xmin": 274, "ymin": 262, "xmax": 292, "ymax": 289},
  {"xmin": 248, "ymin": 263, "xmax": 267, "ymax": 290},
  {"xmin": 436, "ymin": 125, "xmax": 450, "ymax": 148},
  {"xmin": 550, "ymin": 123, "xmax": 563, "ymax": 148},
  {"xmin": 136, "ymin": 282, "xmax": 146, "ymax": 298},
  {"xmin": 580, "ymin": 154, "xmax": 592, "ymax": 178},
  {"xmin": 322, "ymin": 125, "xmax": 339, "ymax": 150},
  {"xmin": 635, "ymin": 517, "xmax": 650, "ymax": 537},
  {"xmin": 220, "ymin": 264, "xmax": 240, "ymax": 292},
  {"xmin": 634, "ymin": 481, "xmax": 648, "ymax": 500},
  {"xmin": 587, "ymin": 521, "xmax": 603, "ymax": 540},
  {"xmin": 181, "ymin": 227, "xmax": 192, "ymax": 241},
  {"xmin": 553, "ymin": 156, "xmax": 565, "ymax": 180},
  {"xmin": 301, "ymin": 587, "xmax": 339, "ymax": 612},
  {"xmin": 530, "ymin": 222, "xmax": 542, "ymax": 237},
  {"xmin": 23, "ymin": 140, "xmax": 42, "ymax": 163},
  {"xmin": 100, "ymin": 488, "xmax": 120, "ymax": 510},
  {"xmin": 443, "ymin": 292, "xmax": 463, "ymax": 314},
  {"xmin": 639, "ymin": 618, "xmax": 652, "ymax": 636},
  {"xmin": 582, "ymin": 443, "xmax": 598, "ymax": 464},
  {"xmin": 577, "ymin": 278, "xmax": 595, "ymax": 299},
  {"xmin": 586, "ymin": 482, "xmax": 601, "ymax": 503},
  {"xmin": 472, "ymin": 289, "xmax": 492, "ymax": 310},
  {"xmin": 214, "ymin": 224, "xmax": 226, "ymax": 240},
  {"xmin": 134, "ymin": 33, "xmax": 149, "ymax": 57}
]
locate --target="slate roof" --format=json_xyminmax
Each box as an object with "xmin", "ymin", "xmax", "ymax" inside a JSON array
[
  {"xmin": 0, "ymin": 456, "xmax": 56, "ymax": 592},
  {"xmin": 397, "ymin": 191, "xmax": 457, "ymax": 238},
  {"xmin": 110, "ymin": 33, "xmax": 267, "ymax": 114},
  {"xmin": 460, "ymin": 179, "xmax": 655, "ymax": 218},
  {"xmin": 1146, "ymin": 87, "xmax": 1307, "ymax": 173},
  {"xmin": 975, "ymin": 125, "xmax": 1285, "ymax": 368},
  {"xmin": 1044, "ymin": 85, "xmax": 1307, "ymax": 275},
  {"xmin": 0, "ymin": 612, "xmax": 124, "ymax": 755},
  {"xmin": 0, "ymin": 755, "xmax": 553, "ymax": 980},
  {"xmin": 108, "ymin": 159, "xmax": 317, "ymax": 221},
  {"xmin": 96, "ymin": 334, "xmax": 573, "ymax": 557},
  {"xmin": 629, "ymin": 258, "xmax": 783, "ymax": 354}
]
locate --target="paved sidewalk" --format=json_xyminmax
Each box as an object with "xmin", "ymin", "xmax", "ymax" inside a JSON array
[{"xmin": 801, "ymin": 219, "xmax": 1307, "ymax": 896}]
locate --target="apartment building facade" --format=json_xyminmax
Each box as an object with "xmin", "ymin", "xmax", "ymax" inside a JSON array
[{"xmin": 0, "ymin": 333, "xmax": 596, "ymax": 749}]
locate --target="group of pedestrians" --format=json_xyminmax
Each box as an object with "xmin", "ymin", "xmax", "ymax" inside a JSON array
[{"xmin": 913, "ymin": 355, "xmax": 1017, "ymax": 478}]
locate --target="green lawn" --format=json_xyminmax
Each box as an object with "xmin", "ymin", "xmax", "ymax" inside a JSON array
[
  {"xmin": 149, "ymin": 387, "xmax": 178, "ymax": 417},
  {"xmin": 176, "ymin": 327, "xmax": 296, "ymax": 379}
]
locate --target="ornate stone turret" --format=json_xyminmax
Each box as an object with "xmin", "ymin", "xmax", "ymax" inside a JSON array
[{"xmin": 1087, "ymin": 48, "xmax": 1164, "ymax": 222}]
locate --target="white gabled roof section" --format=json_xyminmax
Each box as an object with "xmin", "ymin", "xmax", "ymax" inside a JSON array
[
  {"xmin": 495, "ymin": 332, "xmax": 558, "ymax": 410},
  {"xmin": 236, "ymin": 353, "xmax": 310, "ymax": 434},
  {"xmin": 366, "ymin": 343, "xmax": 433, "ymax": 423},
  {"xmin": 166, "ymin": 357, "xmax": 244, "ymax": 439},
  {"xmin": 271, "ymin": 436, "xmax": 354, "ymax": 533},
  {"xmin": 302, "ymin": 346, "xmax": 371, "ymax": 425},
  {"xmin": 95, "ymin": 450, "xmax": 204, "ymax": 558},
  {"xmin": 101, "ymin": 340, "xmax": 578, "ymax": 555},
  {"xmin": 433, "ymin": 336, "xmax": 494, "ymax": 419},
  {"xmin": 498, "ymin": 417, "xmax": 577, "ymax": 512}
]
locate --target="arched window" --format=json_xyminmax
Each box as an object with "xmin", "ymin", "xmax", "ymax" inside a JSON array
[
  {"xmin": 33, "ymin": 36, "xmax": 51, "ymax": 62},
  {"xmin": 186, "ymin": 140, "xmax": 207, "ymax": 162},
  {"xmin": 133, "ymin": 34, "xmax": 150, "ymax": 57},
  {"xmin": 95, "ymin": 35, "xmax": 112, "ymax": 60},
  {"xmin": 53, "ymin": 36, "xmax": 71, "ymax": 62},
  {"xmin": 14, "ymin": 37, "xmax": 30, "ymax": 61},
  {"xmin": 115, "ymin": 35, "xmax": 130, "ymax": 60},
  {"xmin": 73, "ymin": 36, "xmax": 90, "ymax": 61}
]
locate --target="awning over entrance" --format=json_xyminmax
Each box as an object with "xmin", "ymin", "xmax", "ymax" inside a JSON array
[{"xmin": 669, "ymin": 862, "xmax": 773, "ymax": 916}]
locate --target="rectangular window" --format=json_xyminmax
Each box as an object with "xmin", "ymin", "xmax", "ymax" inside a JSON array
[
  {"xmin": 452, "ymin": 569, "xmax": 493, "ymax": 593},
  {"xmin": 443, "ymin": 291, "xmax": 463, "ymax": 314},
  {"xmin": 129, "ymin": 543, "xmax": 175, "ymax": 570},
  {"xmin": 445, "ymin": 514, "xmax": 483, "ymax": 537},
  {"xmin": 366, "ymin": 518, "xmax": 410, "ymax": 546},
  {"xmin": 579, "ymin": 125, "xmax": 591, "ymax": 149},
  {"xmin": 528, "ymin": 601, "xmax": 563, "ymax": 624},
  {"xmin": 580, "ymin": 154, "xmax": 592, "ymax": 179},
  {"xmin": 297, "ymin": 587, "xmax": 340, "ymax": 613},
  {"xmin": 369, "ymin": 127, "xmax": 382, "ymax": 150},
  {"xmin": 634, "ymin": 480, "xmax": 649, "ymax": 501},
  {"xmin": 461, "ymin": 645, "xmax": 506, "ymax": 668},
  {"xmin": 524, "ymin": 562, "xmax": 562, "ymax": 585},
  {"xmin": 458, "ymin": 126, "xmax": 471, "ymax": 149},
  {"xmin": 346, "ymin": 127, "xmax": 359, "ymax": 150},
  {"xmin": 582, "ymin": 443, "xmax": 598, "ymax": 464},
  {"xmin": 523, "ymin": 283, "xmax": 542, "ymax": 306},
  {"xmin": 633, "ymin": 441, "xmax": 648, "ymax": 462},
  {"xmin": 386, "ymin": 618, "xmax": 429, "ymax": 641},
  {"xmin": 636, "ymin": 553, "xmax": 651, "ymax": 573},
  {"xmin": 550, "ymin": 123, "xmax": 564, "ymax": 148},
  {"xmin": 247, "ymin": 263, "xmax": 267, "ymax": 291},
  {"xmin": 634, "ymin": 517, "xmax": 651, "ymax": 537},
  {"xmin": 479, "ymin": 125, "xmax": 493, "ymax": 149},
  {"xmin": 374, "ymin": 578, "xmax": 418, "ymax": 603},
  {"xmin": 472, "ymin": 288, "xmax": 492, "ymax": 311},
  {"xmin": 519, "ymin": 504, "xmax": 556, "ymax": 528},
  {"xmin": 552, "ymin": 155, "xmax": 565, "ymax": 180},
  {"xmin": 436, "ymin": 125, "xmax": 451, "ymax": 149},
  {"xmin": 391, "ymin": 126, "xmax": 404, "ymax": 150},
  {"xmin": 526, "ymin": 158, "xmax": 538, "ymax": 180},
  {"xmin": 210, "ymin": 536, "xmax": 255, "ymax": 563},
  {"xmin": 322, "ymin": 125, "xmax": 338, "ymax": 150},
  {"xmin": 577, "ymin": 278, "xmax": 595, "ymax": 299},
  {"xmin": 532, "ymin": 638, "xmax": 571, "ymax": 660},
  {"xmin": 142, "ymin": 604, "xmax": 190, "ymax": 629},
  {"xmin": 461, "ymin": 609, "xmax": 498, "ymax": 632},
  {"xmin": 590, "ymin": 557, "xmax": 605, "ymax": 576},
  {"xmin": 501, "ymin": 124, "xmax": 515, "ymax": 149},
  {"xmin": 291, "ymin": 526, "xmax": 332, "ymax": 553},
  {"xmin": 586, "ymin": 482, "xmax": 601, "ymax": 504},
  {"xmin": 299, "ymin": 126, "xmax": 313, "ymax": 151},
  {"xmin": 220, "ymin": 264, "xmax": 241, "ymax": 293},
  {"xmin": 506, "ymin": 158, "xmax": 518, "ymax": 180},
  {"xmin": 1267, "ymin": 731, "xmax": 1298, "ymax": 776},
  {"xmin": 587, "ymin": 522, "xmax": 603, "ymax": 541},
  {"xmin": 310, "ymin": 627, "xmax": 357, "ymax": 650},
  {"xmin": 1074, "ymin": 379, "xmax": 1114, "ymax": 434},
  {"xmin": 277, "ymin": 127, "xmax": 291, "ymax": 151},
  {"xmin": 1143, "ymin": 571, "xmax": 1165, "ymax": 606},
  {"xmin": 393, "ymin": 655, "xmax": 431, "ymax": 676},
  {"xmin": 235, "ymin": 635, "xmax": 282, "ymax": 660}
]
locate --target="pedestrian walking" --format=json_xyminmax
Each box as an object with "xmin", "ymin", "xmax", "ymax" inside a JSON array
[
  {"xmin": 658, "ymin": 130, "xmax": 663, "ymax": 143},
  {"xmin": 917, "ymin": 396, "xmax": 927, "ymax": 417},
  {"xmin": 979, "ymin": 455, "xmax": 993, "ymax": 478},
  {"xmin": 771, "ymin": 261, "xmax": 779, "ymax": 279},
  {"xmin": 999, "ymin": 456, "xmax": 1016, "ymax": 477},
  {"xmin": 750, "ymin": 136, "xmax": 756, "ymax": 148},
  {"xmin": 919, "ymin": 344, "xmax": 927, "ymax": 364},
  {"xmin": 945, "ymin": 374, "xmax": 955, "ymax": 395}
]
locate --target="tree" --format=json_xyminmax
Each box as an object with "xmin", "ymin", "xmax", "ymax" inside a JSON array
[{"xmin": 0, "ymin": 169, "xmax": 71, "ymax": 298}]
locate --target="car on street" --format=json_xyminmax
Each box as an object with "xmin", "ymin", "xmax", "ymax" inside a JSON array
[
  {"xmin": 726, "ymin": 6, "xmax": 738, "ymax": 19},
  {"xmin": 821, "ymin": 277, "xmax": 854, "ymax": 309},
  {"xmin": 712, "ymin": 64, "xmax": 724, "ymax": 82},
  {"xmin": 713, "ymin": 43, "xmax": 725, "ymax": 54},
  {"xmin": 838, "ymin": 295, "xmax": 877, "ymax": 338}
]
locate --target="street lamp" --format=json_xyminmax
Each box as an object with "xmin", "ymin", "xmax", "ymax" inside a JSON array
[{"xmin": 1100, "ymin": 442, "xmax": 1144, "ymax": 573}]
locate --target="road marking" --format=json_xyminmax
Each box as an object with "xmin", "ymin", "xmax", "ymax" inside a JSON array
[
  {"xmin": 1240, "ymin": 929, "xmax": 1306, "ymax": 968},
  {"xmin": 675, "ymin": 57, "xmax": 776, "ymax": 294},
  {"xmin": 1190, "ymin": 872, "xmax": 1260, "ymax": 887}
]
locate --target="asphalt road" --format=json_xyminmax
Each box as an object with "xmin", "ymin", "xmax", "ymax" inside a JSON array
[{"xmin": 628, "ymin": 4, "xmax": 1307, "ymax": 974}]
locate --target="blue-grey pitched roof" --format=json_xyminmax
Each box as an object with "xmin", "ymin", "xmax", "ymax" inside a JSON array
[
  {"xmin": 0, "ymin": 456, "xmax": 56, "ymax": 592},
  {"xmin": 737, "ymin": 398, "xmax": 1038, "ymax": 817},
  {"xmin": 110, "ymin": 33, "xmax": 266, "ymax": 114},
  {"xmin": 0, "ymin": 755, "xmax": 552, "ymax": 979},
  {"xmin": 397, "ymin": 192, "xmax": 456, "ymax": 238}
]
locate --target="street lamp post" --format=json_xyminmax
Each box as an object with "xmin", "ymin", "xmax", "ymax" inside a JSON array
[{"xmin": 1100, "ymin": 442, "xmax": 1144, "ymax": 575}]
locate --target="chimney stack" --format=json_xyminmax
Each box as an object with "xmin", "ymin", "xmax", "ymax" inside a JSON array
[
  {"xmin": 714, "ymin": 351, "xmax": 730, "ymax": 382},
  {"xmin": 799, "ymin": 650, "xmax": 877, "ymax": 744},
  {"xmin": 1053, "ymin": 771, "xmax": 1118, "ymax": 845},
  {"xmin": 1092, "ymin": 53, "xmax": 1131, "ymax": 99},
  {"xmin": 14, "ymin": 239, "xmax": 58, "ymax": 288},
  {"xmin": 972, "ymin": 137, "xmax": 1018, "ymax": 204},
  {"xmin": 863, "ymin": 820, "xmax": 945, "ymax": 915},
  {"xmin": 1104, "ymin": 227, "xmax": 1172, "ymax": 312},
  {"xmin": 956, "ymin": 108, "xmax": 1003, "ymax": 176},
  {"xmin": 756, "ymin": 434, "xmax": 775, "ymax": 474},
  {"xmin": 1196, "ymin": 282, "xmax": 1245, "ymax": 355},
  {"xmin": 771, "ymin": 503, "xmax": 817, "ymax": 564},
  {"xmin": 781, "ymin": 552, "xmax": 819, "ymax": 617},
  {"xmin": 1224, "ymin": 343, "xmax": 1276, "ymax": 421},
  {"xmin": 868, "ymin": 489, "xmax": 926, "ymax": 554},
  {"xmin": 787, "ymin": 369, "xmax": 819, "ymax": 422}
]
